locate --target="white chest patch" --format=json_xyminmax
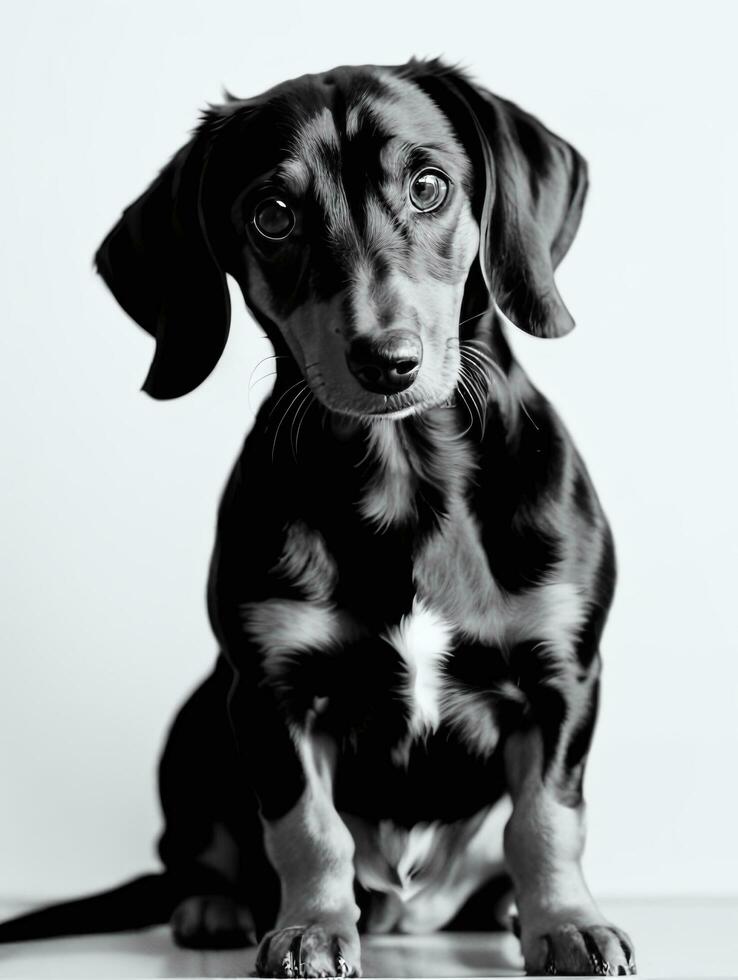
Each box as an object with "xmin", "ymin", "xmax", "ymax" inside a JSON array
[{"xmin": 383, "ymin": 599, "xmax": 454, "ymax": 741}]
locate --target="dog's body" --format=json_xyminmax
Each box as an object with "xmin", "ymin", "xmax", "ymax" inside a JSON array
[{"xmin": 0, "ymin": 60, "xmax": 635, "ymax": 976}]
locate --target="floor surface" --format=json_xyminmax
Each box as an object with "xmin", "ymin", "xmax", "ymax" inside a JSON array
[{"xmin": 0, "ymin": 898, "xmax": 736, "ymax": 978}]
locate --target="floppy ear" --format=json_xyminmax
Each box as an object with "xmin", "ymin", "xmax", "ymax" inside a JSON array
[
  {"xmin": 402, "ymin": 59, "xmax": 588, "ymax": 338},
  {"xmin": 95, "ymin": 132, "xmax": 230, "ymax": 398}
]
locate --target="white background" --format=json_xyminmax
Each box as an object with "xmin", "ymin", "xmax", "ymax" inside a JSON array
[{"xmin": 1, "ymin": 0, "xmax": 736, "ymax": 903}]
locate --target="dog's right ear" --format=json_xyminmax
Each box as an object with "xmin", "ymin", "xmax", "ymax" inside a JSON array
[{"xmin": 95, "ymin": 133, "xmax": 230, "ymax": 399}]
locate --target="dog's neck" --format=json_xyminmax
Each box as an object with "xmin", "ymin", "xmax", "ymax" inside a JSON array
[
  {"xmin": 262, "ymin": 309, "xmax": 531, "ymax": 532},
  {"xmin": 350, "ymin": 409, "xmax": 476, "ymax": 531}
]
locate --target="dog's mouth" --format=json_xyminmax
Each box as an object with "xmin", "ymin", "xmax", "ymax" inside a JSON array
[
  {"xmin": 359, "ymin": 391, "xmax": 458, "ymax": 420},
  {"xmin": 305, "ymin": 373, "xmax": 459, "ymax": 422}
]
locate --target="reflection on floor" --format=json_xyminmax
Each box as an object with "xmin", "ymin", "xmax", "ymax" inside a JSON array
[{"xmin": 0, "ymin": 898, "xmax": 736, "ymax": 978}]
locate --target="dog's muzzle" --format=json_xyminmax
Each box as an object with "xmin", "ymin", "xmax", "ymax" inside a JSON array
[{"xmin": 346, "ymin": 331, "xmax": 422, "ymax": 395}]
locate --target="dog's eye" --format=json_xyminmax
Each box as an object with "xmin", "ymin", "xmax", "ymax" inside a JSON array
[
  {"xmin": 252, "ymin": 198, "xmax": 295, "ymax": 240},
  {"xmin": 409, "ymin": 169, "xmax": 449, "ymax": 212}
]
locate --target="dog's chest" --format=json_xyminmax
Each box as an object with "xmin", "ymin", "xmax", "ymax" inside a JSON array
[
  {"xmin": 376, "ymin": 588, "xmax": 503, "ymax": 765},
  {"xmin": 244, "ymin": 504, "xmax": 586, "ymax": 755}
]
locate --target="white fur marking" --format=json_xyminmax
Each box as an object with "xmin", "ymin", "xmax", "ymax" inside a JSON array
[
  {"xmin": 506, "ymin": 582, "xmax": 588, "ymax": 659},
  {"xmin": 381, "ymin": 821, "xmax": 441, "ymax": 897},
  {"xmin": 384, "ymin": 599, "xmax": 454, "ymax": 738},
  {"xmin": 344, "ymin": 801, "xmax": 510, "ymax": 932},
  {"xmin": 241, "ymin": 599, "xmax": 356, "ymax": 679}
]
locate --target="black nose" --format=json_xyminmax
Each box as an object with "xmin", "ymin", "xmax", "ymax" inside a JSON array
[{"xmin": 346, "ymin": 331, "xmax": 423, "ymax": 395}]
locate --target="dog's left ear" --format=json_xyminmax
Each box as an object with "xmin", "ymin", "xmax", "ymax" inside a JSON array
[
  {"xmin": 95, "ymin": 130, "xmax": 230, "ymax": 399},
  {"xmin": 402, "ymin": 60, "xmax": 588, "ymax": 338}
]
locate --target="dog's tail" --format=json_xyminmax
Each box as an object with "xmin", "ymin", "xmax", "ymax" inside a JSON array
[{"xmin": 0, "ymin": 872, "xmax": 181, "ymax": 943}]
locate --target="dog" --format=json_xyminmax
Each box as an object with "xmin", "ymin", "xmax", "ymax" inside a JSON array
[{"xmin": 0, "ymin": 58, "xmax": 636, "ymax": 977}]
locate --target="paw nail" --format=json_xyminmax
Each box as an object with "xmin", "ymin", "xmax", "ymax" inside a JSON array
[
  {"xmin": 581, "ymin": 930, "xmax": 610, "ymax": 975},
  {"xmin": 281, "ymin": 951, "xmax": 296, "ymax": 978},
  {"xmin": 336, "ymin": 953, "xmax": 350, "ymax": 977}
]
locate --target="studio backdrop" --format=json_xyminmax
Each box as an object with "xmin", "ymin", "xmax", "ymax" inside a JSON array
[{"xmin": 1, "ymin": 0, "xmax": 736, "ymax": 904}]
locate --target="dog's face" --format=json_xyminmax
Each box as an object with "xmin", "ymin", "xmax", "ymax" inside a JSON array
[
  {"xmin": 223, "ymin": 71, "xmax": 478, "ymax": 419},
  {"xmin": 95, "ymin": 60, "xmax": 588, "ymax": 404}
]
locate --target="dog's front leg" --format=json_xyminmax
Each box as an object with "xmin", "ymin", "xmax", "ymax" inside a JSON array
[
  {"xmin": 228, "ymin": 674, "xmax": 360, "ymax": 978},
  {"xmin": 503, "ymin": 654, "xmax": 636, "ymax": 976}
]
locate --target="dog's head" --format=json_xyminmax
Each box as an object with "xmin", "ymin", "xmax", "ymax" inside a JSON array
[{"xmin": 96, "ymin": 59, "xmax": 587, "ymax": 415}]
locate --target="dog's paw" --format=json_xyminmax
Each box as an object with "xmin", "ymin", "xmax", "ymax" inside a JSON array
[
  {"xmin": 527, "ymin": 923, "xmax": 636, "ymax": 976},
  {"xmin": 170, "ymin": 894, "xmax": 256, "ymax": 949},
  {"xmin": 255, "ymin": 923, "xmax": 361, "ymax": 978}
]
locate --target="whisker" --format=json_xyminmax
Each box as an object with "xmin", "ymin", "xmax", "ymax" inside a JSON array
[
  {"xmin": 463, "ymin": 341, "xmax": 509, "ymax": 386},
  {"xmin": 268, "ymin": 379, "xmax": 307, "ymax": 422},
  {"xmin": 247, "ymin": 354, "xmax": 278, "ymax": 410},
  {"xmin": 459, "ymin": 384, "xmax": 480, "ymax": 440},
  {"xmin": 293, "ymin": 392, "xmax": 316, "ymax": 459},
  {"xmin": 271, "ymin": 383, "xmax": 307, "ymax": 464},
  {"xmin": 290, "ymin": 388, "xmax": 314, "ymax": 461},
  {"xmin": 462, "ymin": 339, "xmax": 496, "ymax": 358},
  {"xmin": 462, "ymin": 347, "xmax": 507, "ymax": 401},
  {"xmin": 455, "ymin": 376, "xmax": 479, "ymax": 437},
  {"xmin": 463, "ymin": 351, "xmax": 499, "ymax": 377},
  {"xmin": 463, "ymin": 341, "xmax": 540, "ymax": 432},
  {"xmin": 465, "ymin": 376, "xmax": 485, "ymax": 432},
  {"xmin": 462, "ymin": 342, "xmax": 499, "ymax": 372},
  {"xmin": 518, "ymin": 399, "xmax": 540, "ymax": 432},
  {"xmin": 249, "ymin": 372, "xmax": 278, "ymax": 412},
  {"xmin": 460, "ymin": 349, "xmax": 489, "ymax": 397},
  {"xmin": 459, "ymin": 344, "xmax": 491, "ymax": 371},
  {"xmin": 250, "ymin": 371, "xmax": 278, "ymax": 388},
  {"xmin": 458, "ymin": 378, "xmax": 479, "ymax": 433},
  {"xmin": 457, "ymin": 306, "xmax": 494, "ymax": 329},
  {"xmin": 458, "ymin": 362, "xmax": 481, "ymax": 411},
  {"xmin": 460, "ymin": 354, "xmax": 490, "ymax": 409},
  {"xmin": 464, "ymin": 363, "xmax": 491, "ymax": 429},
  {"xmin": 459, "ymin": 365, "xmax": 486, "ymax": 434},
  {"xmin": 248, "ymin": 354, "xmax": 278, "ymax": 377}
]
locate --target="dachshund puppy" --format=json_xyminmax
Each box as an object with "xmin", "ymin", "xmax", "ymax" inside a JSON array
[{"xmin": 0, "ymin": 59, "xmax": 635, "ymax": 977}]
